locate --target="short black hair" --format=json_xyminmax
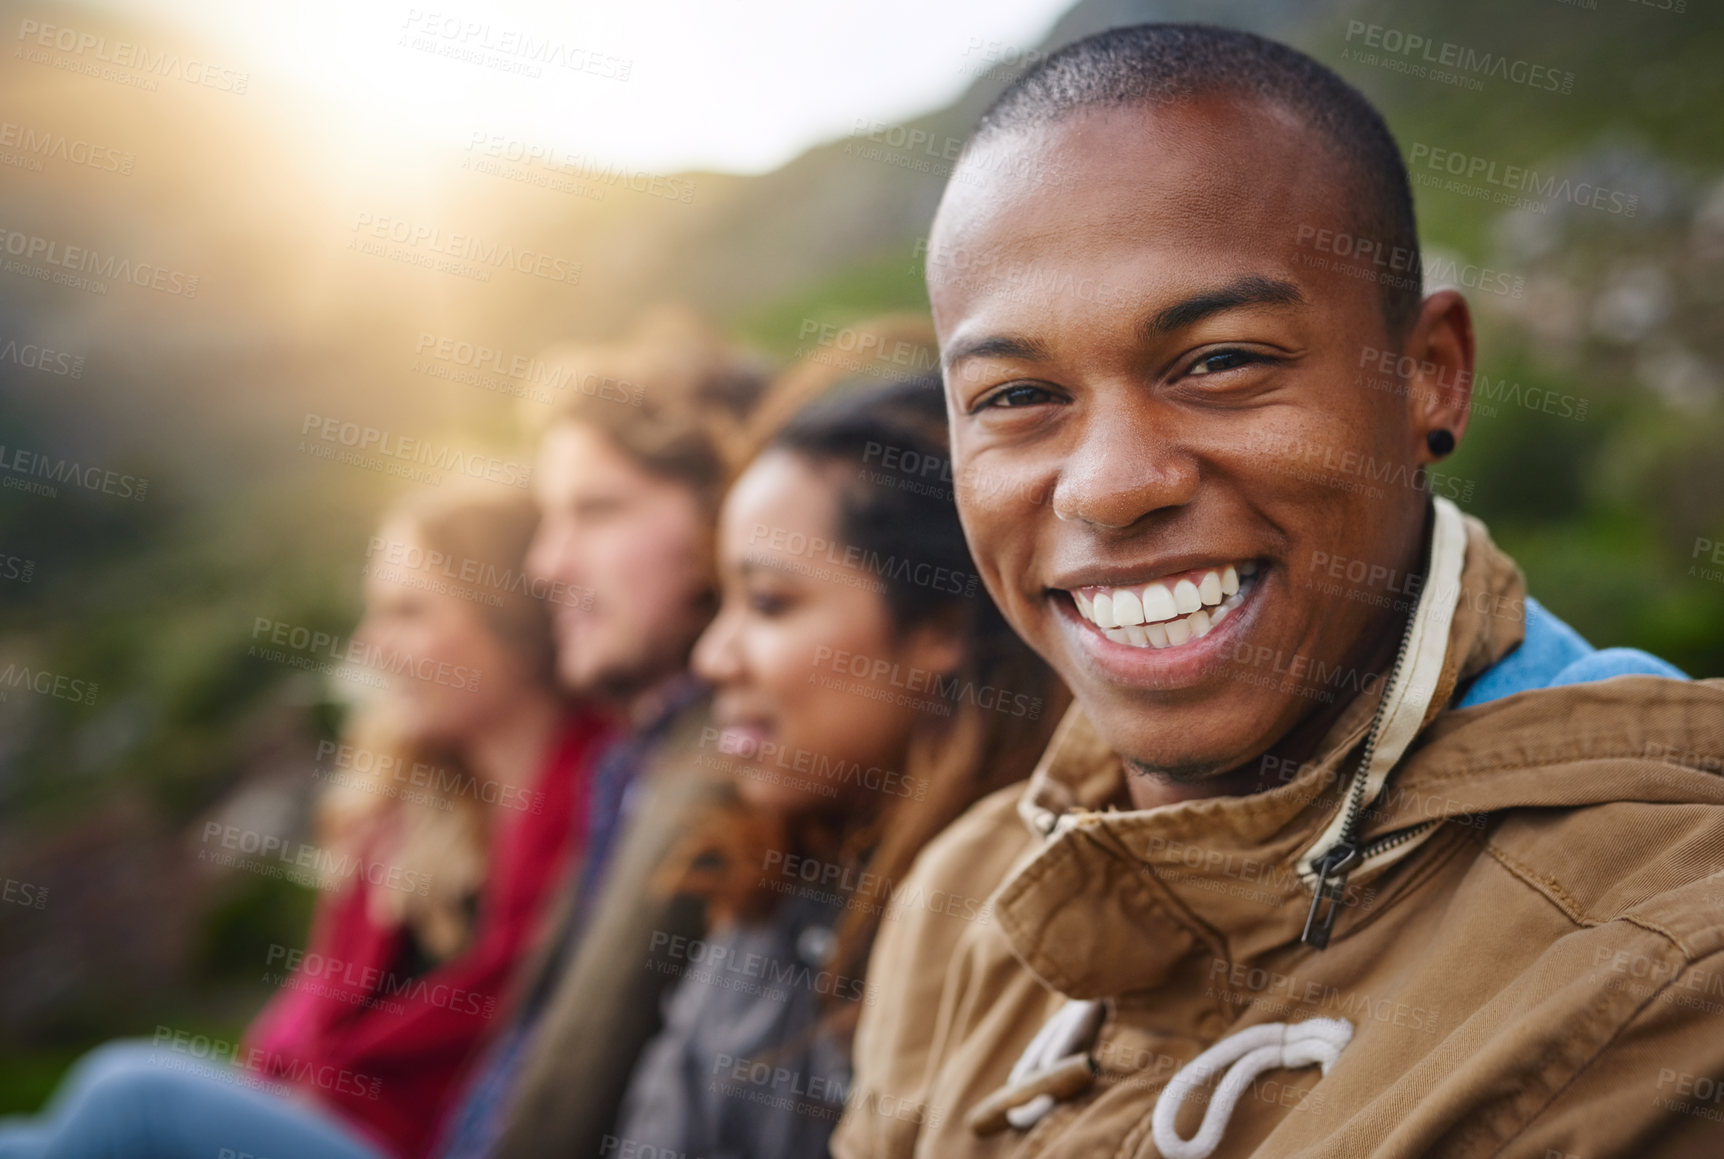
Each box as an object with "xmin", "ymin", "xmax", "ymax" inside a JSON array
[{"xmin": 971, "ymin": 23, "xmax": 1422, "ymax": 335}]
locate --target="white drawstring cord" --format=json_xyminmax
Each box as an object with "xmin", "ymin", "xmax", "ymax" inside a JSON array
[
  {"xmin": 1001, "ymin": 998, "xmax": 1104, "ymax": 1129},
  {"xmin": 1151, "ymin": 1018, "xmax": 1354, "ymax": 1159}
]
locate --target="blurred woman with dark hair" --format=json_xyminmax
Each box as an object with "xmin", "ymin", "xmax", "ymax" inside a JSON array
[
  {"xmin": 614, "ymin": 372, "xmax": 1066, "ymax": 1159},
  {"xmin": 0, "ymin": 489, "xmax": 613, "ymax": 1159}
]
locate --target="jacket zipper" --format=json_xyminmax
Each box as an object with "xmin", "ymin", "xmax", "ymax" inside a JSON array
[
  {"xmin": 1301, "ymin": 819, "xmax": 1437, "ymax": 948},
  {"xmin": 1299, "ymin": 604, "xmax": 1423, "ymax": 950}
]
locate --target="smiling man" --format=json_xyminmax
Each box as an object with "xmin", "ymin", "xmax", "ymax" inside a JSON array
[{"xmin": 833, "ymin": 24, "xmax": 1724, "ymax": 1159}]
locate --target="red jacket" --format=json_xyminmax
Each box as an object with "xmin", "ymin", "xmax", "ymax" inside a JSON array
[{"xmin": 244, "ymin": 707, "xmax": 614, "ymax": 1158}]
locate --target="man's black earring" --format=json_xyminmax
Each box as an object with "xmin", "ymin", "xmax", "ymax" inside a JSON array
[{"xmin": 1426, "ymin": 429, "xmax": 1456, "ymax": 457}]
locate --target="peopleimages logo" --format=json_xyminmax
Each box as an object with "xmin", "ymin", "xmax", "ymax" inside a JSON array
[
  {"xmin": 700, "ymin": 726, "xmax": 921, "ymax": 800},
  {"xmin": 747, "ymin": 523, "xmax": 979, "ymax": 599},
  {"xmin": 315, "ymin": 739, "xmax": 547, "ymax": 814},
  {"xmin": 1406, "ymin": 143, "xmax": 1637, "ymax": 216},
  {"xmin": 0, "ymin": 225, "xmax": 198, "ymax": 297},
  {"xmin": 299, "ymin": 414, "xmax": 532, "ymax": 489},
  {"xmin": 0, "ymin": 336, "xmax": 84, "ymax": 378},
  {"xmin": 249, "ymin": 615, "xmax": 483, "ymax": 692},
  {"xmin": 0, "ymin": 442, "xmax": 148, "ymax": 501},
  {"xmin": 15, "ymin": 19, "xmax": 250, "ymax": 93},
  {"xmin": 400, "ymin": 10, "xmax": 633, "ymax": 81},
  {"xmin": 199, "ymin": 821, "xmax": 433, "ymax": 896},
  {"xmin": 812, "ymin": 646, "xmax": 1044, "ymax": 721},
  {"xmin": 365, "ymin": 532, "xmax": 593, "ymax": 609},
  {"xmin": 1341, "ymin": 21, "xmax": 1575, "ymax": 94},
  {"xmin": 0, "ymin": 119, "xmax": 134, "ymax": 175},
  {"xmin": 648, "ymin": 930, "xmax": 871, "ymax": 1005},
  {"xmin": 264, "ymin": 944, "xmax": 496, "ymax": 1019},
  {"xmin": 349, "ymin": 213, "xmax": 582, "ymax": 286},
  {"xmin": 1294, "ymin": 225, "xmax": 1524, "ymax": 299},
  {"xmin": 152, "ymin": 1027, "xmax": 380, "ymax": 1101},
  {"xmin": 413, "ymin": 332, "xmax": 644, "ymax": 407},
  {"xmin": 0, "ymin": 660, "xmax": 98, "ymax": 706},
  {"xmin": 464, "ymin": 133, "xmax": 694, "ymax": 204}
]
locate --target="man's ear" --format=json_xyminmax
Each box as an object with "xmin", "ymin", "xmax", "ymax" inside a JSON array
[{"xmin": 1404, "ymin": 289, "xmax": 1476, "ymax": 462}]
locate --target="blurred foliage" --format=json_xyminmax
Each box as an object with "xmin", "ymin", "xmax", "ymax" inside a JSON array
[
  {"xmin": 195, "ymin": 873, "xmax": 317, "ymax": 982},
  {"xmin": 734, "ymin": 244, "xmax": 930, "ymax": 357}
]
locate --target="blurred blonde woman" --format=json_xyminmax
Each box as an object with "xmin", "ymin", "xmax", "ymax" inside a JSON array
[{"xmin": 0, "ymin": 488, "xmax": 614, "ymax": 1159}]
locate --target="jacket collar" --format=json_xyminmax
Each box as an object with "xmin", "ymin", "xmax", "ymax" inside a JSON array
[{"xmin": 994, "ymin": 502, "xmax": 1529, "ymax": 999}]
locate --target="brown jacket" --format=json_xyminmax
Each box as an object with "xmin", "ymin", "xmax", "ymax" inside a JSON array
[{"xmin": 836, "ymin": 512, "xmax": 1724, "ymax": 1158}]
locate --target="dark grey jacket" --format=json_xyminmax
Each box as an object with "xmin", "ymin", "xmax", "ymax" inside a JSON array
[{"xmin": 616, "ymin": 889, "xmax": 855, "ymax": 1159}]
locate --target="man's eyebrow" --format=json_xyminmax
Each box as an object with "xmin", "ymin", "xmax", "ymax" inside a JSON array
[
  {"xmin": 941, "ymin": 334, "xmax": 1051, "ymax": 370},
  {"xmin": 942, "ymin": 277, "xmax": 1306, "ymax": 370},
  {"xmin": 1140, "ymin": 275, "xmax": 1307, "ymax": 338}
]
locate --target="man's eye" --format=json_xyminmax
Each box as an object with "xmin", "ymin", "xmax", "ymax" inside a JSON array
[
  {"xmin": 977, "ymin": 383, "xmax": 1053, "ymax": 410},
  {"xmin": 1188, "ymin": 350, "xmax": 1266, "ymax": 376}
]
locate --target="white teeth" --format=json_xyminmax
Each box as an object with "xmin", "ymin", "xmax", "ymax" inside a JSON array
[
  {"xmin": 1198, "ymin": 571, "xmax": 1222, "ymax": 606},
  {"xmin": 1071, "ymin": 563, "xmax": 1256, "ymax": 650},
  {"xmin": 1141, "ymin": 582, "xmax": 1178, "ymax": 623}
]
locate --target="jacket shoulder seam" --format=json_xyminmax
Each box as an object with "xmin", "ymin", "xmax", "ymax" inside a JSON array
[
  {"xmin": 1484, "ymin": 840, "xmax": 1700, "ymax": 955},
  {"xmin": 1613, "ymin": 912, "xmax": 1694, "ymax": 958},
  {"xmin": 1418, "ymin": 747, "xmax": 1720, "ymax": 788},
  {"xmin": 1481, "ymin": 841, "xmax": 1594, "ymax": 927}
]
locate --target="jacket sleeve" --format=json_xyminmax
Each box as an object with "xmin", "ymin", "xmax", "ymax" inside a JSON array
[{"xmin": 1500, "ymin": 945, "xmax": 1724, "ymax": 1158}]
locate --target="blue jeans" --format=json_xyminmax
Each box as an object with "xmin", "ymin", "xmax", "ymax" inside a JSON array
[{"xmin": 0, "ymin": 1041, "xmax": 386, "ymax": 1159}]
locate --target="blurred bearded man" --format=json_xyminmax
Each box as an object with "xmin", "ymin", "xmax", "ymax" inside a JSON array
[{"xmin": 438, "ymin": 308, "xmax": 767, "ymax": 1159}]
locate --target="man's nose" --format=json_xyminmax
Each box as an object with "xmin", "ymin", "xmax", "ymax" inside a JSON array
[{"xmin": 1051, "ymin": 406, "xmax": 1199, "ymax": 530}]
